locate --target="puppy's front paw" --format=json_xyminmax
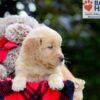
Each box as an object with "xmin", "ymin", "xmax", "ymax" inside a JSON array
[
  {"xmin": 74, "ymin": 78, "xmax": 85, "ymax": 90},
  {"xmin": 48, "ymin": 78, "xmax": 64, "ymax": 90},
  {"xmin": 74, "ymin": 90, "xmax": 83, "ymax": 100},
  {"xmin": 12, "ymin": 77, "xmax": 26, "ymax": 92}
]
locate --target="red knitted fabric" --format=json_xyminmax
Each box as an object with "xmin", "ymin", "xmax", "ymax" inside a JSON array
[
  {"xmin": 0, "ymin": 77, "xmax": 74, "ymax": 100},
  {"xmin": 0, "ymin": 36, "xmax": 17, "ymax": 62}
]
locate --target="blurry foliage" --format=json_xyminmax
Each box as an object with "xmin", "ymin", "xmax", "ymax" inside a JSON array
[{"xmin": 0, "ymin": 0, "xmax": 100, "ymax": 99}]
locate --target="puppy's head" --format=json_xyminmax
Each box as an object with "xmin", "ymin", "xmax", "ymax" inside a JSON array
[{"xmin": 22, "ymin": 25, "xmax": 64, "ymax": 68}]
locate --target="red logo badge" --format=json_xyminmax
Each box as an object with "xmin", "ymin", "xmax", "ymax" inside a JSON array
[{"xmin": 83, "ymin": 0, "xmax": 93, "ymax": 11}]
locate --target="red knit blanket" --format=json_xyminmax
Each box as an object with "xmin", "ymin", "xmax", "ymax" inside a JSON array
[{"xmin": 0, "ymin": 77, "xmax": 74, "ymax": 100}]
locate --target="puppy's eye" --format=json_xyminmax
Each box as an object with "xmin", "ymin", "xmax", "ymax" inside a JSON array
[{"xmin": 48, "ymin": 45, "xmax": 53, "ymax": 49}]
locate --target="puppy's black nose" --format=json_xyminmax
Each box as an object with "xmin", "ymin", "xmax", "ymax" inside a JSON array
[{"xmin": 59, "ymin": 56, "xmax": 64, "ymax": 62}]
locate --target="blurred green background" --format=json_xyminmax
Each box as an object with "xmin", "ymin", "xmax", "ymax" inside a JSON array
[{"xmin": 0, "ymin": 0, "xmax": 100, "ymax": 99}]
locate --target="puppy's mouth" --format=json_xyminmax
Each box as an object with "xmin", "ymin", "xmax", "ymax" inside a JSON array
[
  {"xmin": 53, "ymin": 60, "xmax": 65, "ymax": 67},
  {"xmin": 44, "ymin": 63, "xmax": 57, "ymax": 69},
  {"xmin": 45, "ymin": 62, "xmax": 62, "ymax": 68}
]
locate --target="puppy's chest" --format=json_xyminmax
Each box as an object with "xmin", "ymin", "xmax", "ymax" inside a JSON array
[{"xmin": 26, "ymin": 67, "xmax": 51, "ymax": 81}]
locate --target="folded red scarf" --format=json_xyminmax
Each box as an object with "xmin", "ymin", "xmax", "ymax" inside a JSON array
[
  {"xmin": 0, "ymin": 36, "xmax": 17, "ymax": 62},
  {"xmin": 0, "ymin": 77, "xmax": 74, "ymax": 100}
]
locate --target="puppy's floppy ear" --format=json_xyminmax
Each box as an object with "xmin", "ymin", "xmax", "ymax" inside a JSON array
[{"xmin": 22, "ymin": 36, "xmax": 42, "ymax": 53}]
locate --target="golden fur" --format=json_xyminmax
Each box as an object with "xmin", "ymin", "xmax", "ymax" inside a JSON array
[{"xmin": 12, "ymin": 25, "xmax": 85, "ymax": 100}]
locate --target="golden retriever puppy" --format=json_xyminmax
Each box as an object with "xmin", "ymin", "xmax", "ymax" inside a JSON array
[{"xmin": 12, "ymin": 25, "xmax": 85, "ymax": 99}]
